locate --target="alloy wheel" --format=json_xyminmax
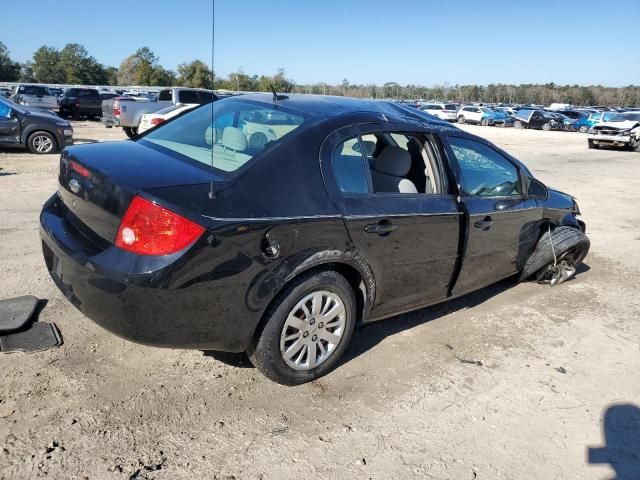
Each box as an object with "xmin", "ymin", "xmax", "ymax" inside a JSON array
[
  {"xmin": 33, "ymin": 135, "xmax": 54, "ymax": 153},
  {"xmin": 279, "ymin": 290, "xmax": 346, "ymax": 371}
]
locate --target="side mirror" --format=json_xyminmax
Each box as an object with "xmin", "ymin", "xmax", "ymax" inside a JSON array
[{"xmin": 528, "ymin": 178, "xmax": 548, "ymax": 200}]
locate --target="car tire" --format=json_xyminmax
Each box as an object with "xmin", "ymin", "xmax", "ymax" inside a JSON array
[
  {"xmin": 247, "ymin": 270, "xmax": 356, "ymax": 385},
  {"xmin": 514, "ymin": 120, "xmax": 523, "ymax": 129},
  {"xmin": 579, "ymin": 125, "xmax": 589, "ymax": 133},
  {"xmin": 457, "ymin": 116, "xmax": 466, "ymax": 124},
  {"xmin": 27, "ymin": 131, "xmax": 58, "ymax": 154},
  {"xmin": 481, "ymin": 118, "xmax": 489, "ymax": 127},
  {"xmin": 520, "ymin": 226, "xmax": 590, "ymax": 284},
  {"xmin": 542, "ymin": 122, "xmax": 551, "ymax": 131},
  {"xmin": 588, "ymin": 139, "xmax": 598, "ymax": 149},
  {"xmin": 123, "ymin": 127, "xmax": 138, "ymax": 139}
]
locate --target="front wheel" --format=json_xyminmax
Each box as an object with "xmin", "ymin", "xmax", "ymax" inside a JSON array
[
  {"xmin": 481, "ymin": 118, "xmax": 489, "ymax": 126},
  {"xmin": 520, "ymin": 226, "xmax": 590, "ymax": 286},
  {"xmin": 588, "ymin": 139, "xmax": 598, "ymax": 149},
  {"xmin": 542, "ymin": 122, "xmax": 552, "ymax": 131},
  {"xmin": 248, "ymin": 270, "xmax": 356, "ymax": 385},
  {"xmin": 579, "ymin": 125, "xmax": 589, "ymax": 133},
  {"xmin": 27, "ymin": 131, "xmax": 57, "ymax": 154},
  {"xmin": 123, "ymin": 127, "xmax": 138, "ymax": 139},
  {"xmin": 457, "ymin": 116, "xmax": 466, "ymax": 124},
  {"xmin": 514, "ymin": 120, "xmax": 523, "ymax": 129}
]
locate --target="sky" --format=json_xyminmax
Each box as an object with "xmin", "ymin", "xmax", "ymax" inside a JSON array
[{"xmin": 2, "ymin": 0, "xmax": 639, "ymax": 87}]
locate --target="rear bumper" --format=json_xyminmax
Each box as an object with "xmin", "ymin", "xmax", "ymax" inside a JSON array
[
  {"xmin": 101, "ymin": 116, "xmax": 120, "ymax": 127},
  {"xmin": 39, "ymin": 193, "xmax": 252, "ymax": 352}
]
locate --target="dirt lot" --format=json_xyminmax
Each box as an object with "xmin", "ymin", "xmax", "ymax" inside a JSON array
[{"xmin": 1, "ymin": 121, "xmax": 639, "ymax": 480}]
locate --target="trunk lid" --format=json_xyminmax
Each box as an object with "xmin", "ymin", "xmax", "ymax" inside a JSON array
[{"xmin": 58, "ymin": 140, "xmax": 219, "ymax": 243}]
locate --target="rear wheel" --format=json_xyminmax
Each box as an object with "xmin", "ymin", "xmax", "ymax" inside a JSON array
[
  {"xmin": 248, "ymin": 270, "xmax": 356, "ymax": 385},
  {"xmin": 123, "ymin": 127, "xmax": 138, "ymax": 139},
  {"xmin": 27, "ymin": 131, "xmax": 57, "ymax": 154},
  {"xmin": 514, "ymin": 120, "xmax": 523, "ymax": 129},
  {"xmin": 520, "ymin": 226, "xmax": 590, "ymax": 286},
  {"xmin": 457, "ymin": 116, "xmax": 466, "ymax": 124},
  {"xmin": 542, "ymin": 122, "xmax": 552, "ymax": 131}
]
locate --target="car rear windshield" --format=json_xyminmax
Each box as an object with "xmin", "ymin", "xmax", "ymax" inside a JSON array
[
  {"xmin": 18, "ymin": 85, "xmax": 50, "ymax": 96},
  {"xmin": 141, "ymin": 99, "xmax": 307, "ymax": 174},
  {"xmin": 444, "ymin": 104, "xmax": 457, "ymax": 110}
]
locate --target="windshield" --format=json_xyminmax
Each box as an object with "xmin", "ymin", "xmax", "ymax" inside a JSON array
[
  {"xmin": 141, "ymin": 99, "xmax": 307, "ymax": 174},
  {"xmin": 444, "ymin": 104, "xmax": 457, "ymax": 110},
  {"xmin": 621, "ymin": 112, "xmax": 640, "ymax": 122},
  {"xmin": 18, "ymin": 85, "xmax": 51, "ymax": 96}
]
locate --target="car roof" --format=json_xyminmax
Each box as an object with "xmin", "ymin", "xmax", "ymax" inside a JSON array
[{"xmin": 233, "ymin": 93, "xmax": 452, "ymax": 124}]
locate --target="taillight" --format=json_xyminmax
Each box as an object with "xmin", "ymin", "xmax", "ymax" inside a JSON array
[
  {"xmin": 113, "ymin": 104, "xmax": 121, "ymax": 116},
  {"xmin": 150, "ymin": 118, "xmax": 164, "ymax": 126},
  {"xmin": 115, "ymin": 196, "xmax": 204, "ymax": 256},
  {"xmin": 69, "ymin": 160, "xmax": 90, "ymax": 177}
]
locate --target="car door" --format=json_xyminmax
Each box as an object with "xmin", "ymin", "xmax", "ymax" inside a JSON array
[
  {"xmin": 0, "ymin": 105, "xmax": 20, "ymax": 145},
  {"xmin": 530, "ymin": 111, "xmax": 544, "ymax": 129},
  {"xmin": 321, "ymin": 122, "xmax": 462, "ymax": 319},
  {"xmin": 444, "ymin": 135, "xmax": 541, "ymax": 296}
]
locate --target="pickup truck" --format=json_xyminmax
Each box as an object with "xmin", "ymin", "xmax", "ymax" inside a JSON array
[
  {"xmin": 101, "ymin": 87, "xmax": 217, "ymax": 138},
  {"xmin": 9, "ymin": 84, "xmax": 59, "ymax": 111},
  {"xmin": 59, "ymin": 88, "xmax": 102, "ymax": 120}
]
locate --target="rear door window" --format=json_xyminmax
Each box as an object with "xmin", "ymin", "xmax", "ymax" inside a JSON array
[{"xmin": 332, "ymin": 132, "xmax": 442, "ymax": 195}]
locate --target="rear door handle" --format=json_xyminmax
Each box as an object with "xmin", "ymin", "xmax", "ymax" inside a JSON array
[
  {"xmin": 473, "ymin": 216, "xmax": 494, "ymax": 230},
  {"xmin": 364, "ymin": 222, "xmax": 397, "ymax": 235}
]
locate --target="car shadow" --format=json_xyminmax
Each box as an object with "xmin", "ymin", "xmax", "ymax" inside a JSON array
[
  {"xmin": 0, "ymin": 168, "xmax": 16, "ymax": 177},
  {"xmin": 201, "ymin": 264, "xmax": 590, "ymax": 371},
  {"xmin": 588, "ymin": 403, "xmax": 640, "ymax": 480}
]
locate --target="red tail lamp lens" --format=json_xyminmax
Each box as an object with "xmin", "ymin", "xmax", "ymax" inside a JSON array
[
  {"xmin": 115, "ymin": 196, "xmax": 204, "ymax": 256},
  {"xmin": 113, "ymin": 104, "xmax": 121, "ymax": 116},
  {"xmin": 150, "ymin": 118, "xmax": 164, "ymax": 126},
  {"xmin": 69, "ymin": 160, "xmax": 90, "ymax": 177}
]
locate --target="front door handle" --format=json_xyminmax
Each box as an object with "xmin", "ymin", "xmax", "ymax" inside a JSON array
[
  {"xmin": 364, "ymin": 221, "xmax": 397, "ymax": 235},
  {"xmin": 474, "ymin": 216, "xmax": 494, "ymax": 230}
]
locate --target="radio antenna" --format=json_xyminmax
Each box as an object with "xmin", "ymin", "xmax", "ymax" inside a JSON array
[{"xmin": 208, "ymin": 0, "xmax": 216, "ymax": 200}]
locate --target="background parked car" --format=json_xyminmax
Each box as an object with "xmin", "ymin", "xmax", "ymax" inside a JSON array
[
  {"xmin": 419, "ymin": 103, "xmax": 458, "ymax": 121},
  {"xmin": 0, "ymin": 96, "xmax": 73, "ymax": 154},
  {"xmin": 102, "ymin": 87, "xmax": 218, "ymax": 138},
  {"xmin": 0, "ymin": 87, "xmax": 12, "ymax": 98},
  {"xmin": 138, "ymin": 103, "xmax": 198, "ymax": 133},
  {"xmin": 457, "ymin": 106, "xmax": 510, "ymax": 126},
  {"xmin": 513, "ymin": 109, "xmax": 559, "ymax": 130},
  {"xmin": 588, "ymin": 112, "xmax": 640, "ymax": 150},
  {"xmin": 59, "ymin": 88, "xmax": 102, "ymax": 120},
  {"xmin": 9, "ymin": 84, "xmax": 59, "ymax": 111}
]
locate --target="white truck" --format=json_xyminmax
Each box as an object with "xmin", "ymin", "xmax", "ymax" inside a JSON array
[
  {"xmin": 101, "ymin": 87, "xmax": 217, "ymax": 138},
  {"xmin": 587, "ymin": 112, "xmax": 640, "ymax": 151}
]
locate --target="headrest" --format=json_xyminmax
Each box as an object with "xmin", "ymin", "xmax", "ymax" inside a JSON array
[
  {"xmin": 249, "ymin": 132, "xmax": 268, "ymax": 149},
  {"xmin": 204, "ymin": 126, "xmax": 216, "ymax": 146},
  {"xmin": 375, "ymin": 146, "xmax": 411, "ymax": 177},
  {"xmin": 222, "ymin": 127, "xmax": 247, "ymax": 152}
]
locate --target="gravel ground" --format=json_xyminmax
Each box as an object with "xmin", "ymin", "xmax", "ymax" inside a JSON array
[{"xmin": 1, "ymin": 121, "xmax": 639, "ymax": 480}]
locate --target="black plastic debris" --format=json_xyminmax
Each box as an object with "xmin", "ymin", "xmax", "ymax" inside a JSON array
[
  {"xmin": 0, "ymin": 296, "xmax": 61, "ymax": 353},
  {"xmin": 0, "ymin": 323, "xmax": 61, "ymax": 353},
  {"xmin": 0, "ymin": 295, "xmax": 38, "ymax": 333}
]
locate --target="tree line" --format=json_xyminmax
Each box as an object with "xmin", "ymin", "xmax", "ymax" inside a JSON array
[{"xmin": 1, "ymin": 41, "xmax": 638, "ymax": 106}]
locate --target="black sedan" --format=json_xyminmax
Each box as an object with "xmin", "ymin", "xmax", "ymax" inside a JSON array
[{"xmin": 40, "ymin": 94, "xmax": 589, "ymax": 385}]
